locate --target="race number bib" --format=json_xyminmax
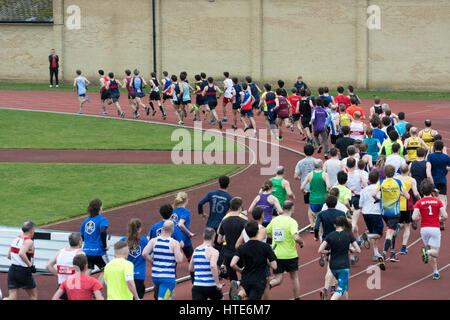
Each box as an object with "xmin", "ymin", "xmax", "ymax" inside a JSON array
[{"xmin": 273, "ymin": 228, "xmax": 285, "ymax": 242}]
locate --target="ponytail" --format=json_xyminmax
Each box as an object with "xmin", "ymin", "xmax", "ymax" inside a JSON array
[
  {"xmin": 173, "ymin": 191, "xmax": 188, "ymax": 208},
  {"xmin": 127, "ymin": 218, "xmax": 142, "ymax": 250},
  {"xmin": 261, "ymin": 180, "xmax": 273, "ymax": 192}
]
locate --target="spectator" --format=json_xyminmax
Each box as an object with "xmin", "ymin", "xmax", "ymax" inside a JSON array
[{"xmin": 49, "ymin": 49, "xmax": 59, "ymax": 88}]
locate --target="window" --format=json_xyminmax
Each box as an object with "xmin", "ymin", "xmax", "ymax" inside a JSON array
[{"xmin": 0, "ymin": 0, "xmax": 53, "ymax": 23}]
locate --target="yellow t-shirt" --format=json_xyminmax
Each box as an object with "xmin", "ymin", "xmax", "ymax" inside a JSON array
[{"xmin": 104, "ymin": 257, "xmax": 134, "ymax": 300}]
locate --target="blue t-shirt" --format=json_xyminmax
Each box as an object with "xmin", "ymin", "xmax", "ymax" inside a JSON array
[
  {"xmin": 394, "ymin": 121, "xmax": 408, "ymax": 136},
  {"xmin": 198, "ymin": 190, "xmax": 233, "ymax": 229},
  {"xmin": 79, "ymin": 215, "xmax": 109, "ymax": 256},
  {"xmin": 119, "ymin": 236, "xmax": 149, "ymax": 280},
  {"xmin": 427, "ymin": 152, "xmax": 450, "ymax": 185},
  {"xmin": 373, "ymin": 128, "xmax": 388, "ymax": 145},
  {"xmin": 147, "ymin": 220, "xmax": 185, "ymax": 244},
  {"xmin": 172, "ymin": 207, "xmax": 192, "ymax": 247},
  {"xmin": 363, "ymin": 138, "xmax": 380, "ymax": 162}
]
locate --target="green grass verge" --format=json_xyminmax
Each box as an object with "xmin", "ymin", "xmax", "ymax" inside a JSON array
[
  {"xmin": 1, "ymin": 82, "xmax": 450, "ymax": 100},
  {"xmin": 0, "ymin": 162, "xmax": 241, "ymax": 226},
  {"xmin": 0, "ymin": 109, "xmax": 243, "ymax": 151}
]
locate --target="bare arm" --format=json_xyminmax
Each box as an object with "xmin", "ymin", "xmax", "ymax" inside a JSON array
[
  {"xmin": 300, "ymin": 172, "xmax": 313, "ymax": 191},
  {"xmin": 248, "ymin": 195, "xmax": 260, "ymax": 216},
  {"xmin": 126, "ymin": 279, "xmax": 140, "ymax": 300},
  {"xmin": 142, "ymin": 238, "xmax": 155, "ymax": 264},
  {"xmin": 46, "ymin": 250, "xmax": 60, "ymax": 276},
  {"xmin": 235, "ymin": 231, "xmax": 245, "ymax": 250},
  {"xmin": 52, "ymin": 288, "xmax": 65, "ymax": 300},
  {"xmin": 318, "ymin": 240, "xmax": 329, "ymax": 254},
  {"xmin": 350, "ymin": 240, "xmax": 361, "ymax": 253},
  {"xmin": 172, "ymin": 239, "xmax": 184, "ymax": 264},
  {"xmin": 19, "ymin": 239, "xmax": 34, "ymax": 267},
  {"xmin": 93, "ymin": 290, "xmax": 104, "ymax": 300},
  {"xmin": 426, "ymin": 162, "xmax": 434, "ymax": 185},
  {"xmin": 283, "ymin": 180, "xmax": 295, "ymax": 199},
  {"xmin": 230, "ymin": 255, "xmax": 243, "ymax": 273}
]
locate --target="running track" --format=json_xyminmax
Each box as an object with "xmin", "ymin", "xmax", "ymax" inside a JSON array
[{"xmin": 0, "ymin": 89, "xmax": 449, "ymax": 300}]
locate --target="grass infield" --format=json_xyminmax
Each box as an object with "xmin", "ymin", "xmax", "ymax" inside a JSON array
[{"xmin": 0, "ymin": 162, "xmax": 241, "ymax": 226}]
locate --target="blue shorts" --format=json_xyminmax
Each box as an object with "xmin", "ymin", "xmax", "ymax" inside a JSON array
[
  {"xmin": 78, "ymin": 93, "xmax": 86, "ymax": 97},
  {"xmin": 363, "ymin": 214, "xmax": 384, "ymax": 236},
  {"xmin": 152, "ymin": 277, "xmax": 176, "ymax": 300},
  {"xmin": 330, "ymin": 268, "xmax": 350, "ymax": 295},
  {"xmin": 240, "ymin": 109, "xmax": 254, "ymax": 118},
  {"xmin": 310, "ymin": 203, "xmax": 324, "ymax": 213}
]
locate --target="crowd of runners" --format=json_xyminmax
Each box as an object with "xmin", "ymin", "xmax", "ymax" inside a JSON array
[{"xmin": 2, "ymin": 72, "xmax": 449, "ymax": 301}]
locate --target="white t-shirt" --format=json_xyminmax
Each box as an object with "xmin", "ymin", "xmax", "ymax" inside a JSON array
[
  {"xmin": 359, "ymin": 184, "xmax": 381, "ymax": 215},
  {"xmin": 224, "ymin": 78, "xmax": 233, "ymax": 98},
  {"xmin": 325, "ymin": 158, "xmax": 341, "ymax": 187},
  {"xmin": 322, "ymin": 202, "xmax": 349, "ymax": 215},
  {"xmin": 385, "ymin": 154, "xmax": 406, "ymax": 175}
]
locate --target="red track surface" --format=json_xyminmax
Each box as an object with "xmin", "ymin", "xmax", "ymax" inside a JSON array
[{"xmin": 0, "ymin": 89, "xmax": 449, "ymax": 300}]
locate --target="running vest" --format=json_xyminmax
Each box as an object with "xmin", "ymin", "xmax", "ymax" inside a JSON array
[
  {"xmin": 205, "ymin": 84, "xmax": 217, "ymax": 102},
  {"xmin": 56, "ymin": 248, "xmax": 83, "ymax": 284},
  {"xmin": 241, "ymin": 90, "xmax": 252, "ymax": 110},
  {"xmin": 232, "ymin": 84, "xmax": 242, "ymax": 105},
  {"xmin": 76, "ymin": 77, "xmax": 86, "ymax": 95},
  {"xmin": 421, "ymin": 129, "xmax": 434, "ymax": 148},
  {"xmin": 109, "ymin": 79, "xmax": 119, "ymax": 95},
  {"xmin": 373, "ymin": 105, "xmax": 382, "ymax": 115},
  {"xmin": 163, "ymin": 78, "xmax": 172, "ymax": 94},
  {"xmin": 192, "ymin": 245, "xmax": 215, "ymax": 287},
  {"xmin": 400, "ymin": 177, "xmax": 413, "ymax": 211},
  {"xmin": 152, "ymin": 237, "xmax": 176, "ymax": 279},
  {"xmin": 265, "ymin": 92, "xmax": 276, "ymax": 112},
  {"xmin": 224, "ymin": 79, "xmax": 233, "ymax": 98},
  {"xmin": 347, "ymin": 170, "xmax": 364, "ymax": 195},
  {"xmin": 340, "ymin": 113, "xmax": 352, "ymax": 129},
  {"xmin": 126, "ymin": 77, "xmax": 135, "ymax": 96},
  {"xmin": 173, "ymin": 83, "xmax": 181, "ymax": 101},
  {"xmin": 182, "ymin": 82, "xmax": 190, "ymax": 101},
  {"xmin": 133, "ymin": 77, "xmax": 144, "ymax": 94},
  {"xmin": 257, "ymin": 193, "xmax": 275, "ymax": 224},
  {"xmin": 406, "ymin": 137, "xmax": 421, "ymax": 162},
  {"xmin": 277, "ymin": 96, "xmax": 290, "ymax": 117},
  {"xmin": 195, "ymin": 81, "xmax": 204, "ymax": 95},
  {"xmin": 100, "ymin": 76, "xmax": 109, "ymax": 91},
  {"xmin": 10, "ymin": 236, "xmax": 34, "ymax": 267},
  {"xmin": 152, "ymin": 78, "xmax": 159, "ymax": 92},
  {"xmin": 349, "ymin": 121, "xmax": 365, "ymax": 141},
  {"xmin": 249, "ymin": 83, "xmax": 259, "ymax": 100},
  {"xmin": 270, "ymin": 177, "xmax": 287, "ymax": 206},
  {"xmin": 309, "ymin": 171, "xmax": 328, "ymax": 205}
]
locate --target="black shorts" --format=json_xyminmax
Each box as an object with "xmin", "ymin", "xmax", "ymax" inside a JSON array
[
  {"xmin": 273, "ymin": 258, "xmax": 298, "ymax": 274},
  {"xmin": 127, "ymin": 94, "xmax": 136, "ymax": 100},
  {"xmin": 351, "ymin": 195, "xmax": 360, "ymax": 210},
  {"xmin": 173, "ymin": 100, "xmax": 181, "ymax": 106},
  {"xmin": 134, "ymin": 279, "xmax": 146, "ymax": 299},
  {"xmin": 182, "ymin": 244, "xmax": 194, "ymax": 261},
  {"xmin": 252, "ymin": 99, "xmax": 260, "ymax": 110},
  {"xmin": 435, "ymin": 183, "xmax": 447, "ymax": 196},
  {"xmin": 8, "ymin": 265, "xmax": 36, "ymax": 290},
  {"xmin": 241, "ymin": 279, "xmax": 267, "ymax": 300},
  {"xmin": 330, "ymin": 134, "xmax": 338, "ymax": 145},
  {"xmin": 163, "ymin": 93, "xmax": 173, "ymax": 100},
  {"xmin": 182, "ymin": 99, "xmax": 191, "ymax": 105},
  {"xmin": 192, "ymin": 285, "xmax": 223, "ymax": 301},
  {"xmin": 292, "ymin": 114, "xmax": 301, "ymax": 122},
  {"xmin": 278, "ymin": 115, "xmax": 290, "ymax": 120},
  {"xmin": 362, "ymin": 214, "xmax": 383, "ymax": 236},
  {"xmin": 382, "ymin": 215, "xmax": 400, "ymax": 230},
  {"xmin": 87, "ymin": 255, "xmax": 108, "ymax": 270},
  {"xmin": 232, "ymin": 103, "xmax": 241, "ymax": 110},
  {"xmin": 301, "ymin": 117, "xmax": 311, "ymax": 129},
  {"xmin": 111, "ymin": 93, "xmax": 120, "ymax": 103},
  {"xmin": 400, "ymin": 210, "xmax": 413, "ymax": 224},
  {"xmin": 208, "ymin": 101, "xmax": 218, "ymax": 110},
  {"xmin": 101, "ymin": 90, "xmax": 111, "ymax": 101},
  {"xmin": 303, "ymin": 192, "xmax": 310, "ymax": 204},
  {"xmin": 150, "ymin": 91, "xmax": 161, "ymax": 101},
  {"xmin": 196, "ymin": 95, "xmax": 205, "ymax": 106}
]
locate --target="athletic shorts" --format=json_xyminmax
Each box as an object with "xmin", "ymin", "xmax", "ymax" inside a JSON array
[
  {"xmin": 400, "ymin": 210, "xmax": 413, "ymax": 224},
  {"xmin": 8, "ymin": 265, "xmax": 36, "ymax": 290},
  {"xmin": 351, "ymin": 195, "xmax": 360, "ymax": 210},
  {"xmin": 150, "ymin": 91, "xmax": 161, "ymax": 101},
  {"xmin": 267, "ymin": 111, "xmax": 277, "ymax": 124},
  {"xmin": 435, "ymin": 183, "xmax": 447, "ymax": 196},
  {"xmin": 223, "ymin": 97, "xmax": 232, "ymax": 104},
  {"xmin": 330, "ymin": 268, "xmax": 350, "ymax": 295},
  {"xmin": 273, "ymin": 257, "xmax": 298, "ymax": 274},
  {"xmin": 292, "ymin": 114, "xmax": 301, "ymax": 122},
  {"xmin": 208, "ymin": 101, "xmax": 218, "ymax": 110},
  {"xmin": 182, "ymin": 244, "xmax": 194, "ymax": 261},
  {"xmin": 310, "ymin": 203, "xmax": 324, "ymax": 213},
  {"xmin": 192, "ymin": 285, "xmax": 223, "ymax": 301},
  {"xmin": 330, "ymin": 134, "xmax": 339, "ymax": 145},
  {"xmin": 301, "ymin": 117, "xmax": 312, "ymax": 129},
  {"xmin": 152, "ymin": 277, "xmax": 176, "ymax": 300},
  {"xmin": 196, "ymin": 95, "xmax": 205, "ymax": 106},
  {"xmin": 135, "ymin": 92, "xmax": 146, "ymax": 98},
  {"xmin": 241, "ymin": 279, "xmax": 267, "ymax": 300},
  {"xmin": 240, "ymin": 109, "xmax": 254, "ymax": 118},
  {"xmin": 163, "ymin": 93, "xmax": 173, "ymax": 100},
  {"xmin": 303, "ymin": 192, "xmax": 310, "ymax": 204},
  {"xmin": 182, "ymin": 99, "xmax": 191, "ymax": 105},
  {"xmin": 278, "ymin": 115, "xmax": 290, "ymax": 120},
  {"xmin": 78, "ymin": 94, "xmax": 86, "ymax": 97},
  {"xmin": 111, "ymin": 94, "xmax": 120, "ymax": 103},
  {"xmin": 101, "ymin": 90, "xmax": 111, "ymax": 101},
  {"xmin": 420, "ymin": 227, "xmax": 441, "ymax": 248},
  {"xmin": 252, "ymin": 99, "xmax": 260, "ymax": 110},
  {"xmin": 382, "ymin": 215, "xmax": 400, "ymax": 230},
  {"xmin": 128, "ymin": 94, "xmax": 136, "ymax": 100},
  {"xmin": 362, "ymin": 214, "xmax": 383, "ymax": 236},
  {"xmin": 87, "ymin": 255, "xmax": 108, "ymax": 270},
  {"xmin": 172, "ymin": 99, "xmax": 181, "ymax": 106},
  {"xmin": 232, "ymin": 103, "xmax": 240, "ymax": 110},
  {"xmin": 134, "ymin": 279, "xmax": 146, "ymax": 300}
]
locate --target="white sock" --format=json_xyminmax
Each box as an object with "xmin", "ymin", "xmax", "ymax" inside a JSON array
[{"xmin": 374, "ymin": 248, "xmax": 379, "ymax": 256}]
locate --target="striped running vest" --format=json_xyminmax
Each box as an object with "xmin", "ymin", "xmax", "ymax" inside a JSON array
[
  {"xmin": 192, "ymin": 245, "xmax": 216, "ymax": 287},
  {"xmin": 152, "ymin": 237, "xmax": 176, "ymax": 279}
]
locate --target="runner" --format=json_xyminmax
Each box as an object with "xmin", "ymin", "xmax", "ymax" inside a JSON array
[
  {"xmin": 246, "ymin": 76, "xmax": 261, "ymax": 111},
  {"xmin": 236, "ymin": 207, "xmax": 268, "ymax": 246},
  {"xmin": 180, "ymin": 72, "xmax": 200, "ymax": 122},
  {"xmin": 346, "ymin": 98, "xmax": 365, "ymax": 120},
  {"xmin": 222, "ymin": 72, "xmax": 233, "ymax": 123},
  {"xmin": 131, "ymin": 69, "xmax": 150, "ymax": 117},
  {"xmin": 298, "ymin": 89, "xmax": 314, "ymax": 143},
  {"xmin": 147, "ymin": 204, "xmax": 185, "ymax": 248},
  {"xmin": 230, "ymin": 221, "xmax": 277, "ymax": 300},
  {"xmin": 143, "ymin": 220, "xmax": 184, "ymax": 300},
  {"xmin": 372, "ymin": 165, "xmax": 410, "ymax": 268},
  {"xmin": 149, "ymin": 72, "xmax": 167, "ymax": 119},
  {"xmin": 239, "ymin": 82, "xmax": 257, "ymax": 137},
  {"xmin": 318, "ymin": 216, "xmax": 361, "ymax": 300},
  {"xmin": 324, "ymin": 148, "xmax": 345, "ymax": 187},
  {"xmin": 327, "ymin": 104, "xmax": 341, "ymax": 145},
  {"xmin": 274, "ymin": 88, "xmax": 292, "ymax": 141},
  {"xmin": 4, "ymin": 221, "xmax": 37, "ymax": 300},
  {"xmin": 73, "ymin": 70, "xmax": 90, "ymax": 115},
  {"xmin": 404, "ymin": 127, "xmax": 429, "ymax": 162},
  {"xmin": 260, "ymin": 83, "xmax": 278, "ymax": 136},
  {"xmin": 310, "ymin": 97, "xmax": 329, "ymax": 156},
  {"xmin": 267, "ymin": 201, "xmax": 303, "ymax": 300},
  {"xmin": 99, "ymin": 69, "xmax": 112, "ymax": 115},
  {"xmin": 347, "ymin": 85, "xmax": 361, "ymax": 106},
  {"xmin": 194, "ymin": 74, "xmax": 209, "ymax": 121},
  {"xmin": 409, "ymin": 147, "xmax": 428, "ymax": 198},
  {"xmin": 230, "ymin": 77, "xmax": 242, "ymax": 130},
  {"xmin": 370, "ymin": 116, "xmax": 388, "ymax": 145},
  {"xmin": 189, "ymin": 228, "xmax": 223, "ymax": 300},
  {"xmin": 349, "ymin": 111, "xmax": 366, "ymax": 142},
  {"xmin": 358, "ymin": 142, "xmax": 373, "ymax": 171},
  {"xmin": 172, "ymin": 192, "xmax": 195, "ymax": 262},
  {"xmin": 248, "ymin": 179, "xmax": 283, "ymax": 229},
  {"xmin": 335, "ymin": 126, "xmax": 356, "ymax": 159},
  {"xmin": 380, "ymin": 130, "xmax": 406, "ymax": 158},
  {"xmin": 370, "ymin": 97, "xmax": 383, "ymax": 118},
  {"xmin": 397, "ymin": 164, "xmax": 421, "ymax": 255},
  {"xmin": 161, "ymin": 71, "xmax": 173, "ymax": 106},
  {"xmin": 52, "ymin": 253, "xmax": 104, "ymax": 300},
  {"xmin": 170, "ymin": 74, "xmax": 184, "ymax": 124},
  {"xmin": 46, "ymin": 232, "xmax": 84, "ymax": 300},
  {"xmin": 301, "ymin": 159, "xmax": 331, "ymax": 231},
  {"xmin": 294, "ymin": 144, "xmax": 317, "ymax": 232},
  {"xmin": 79, "ymin": 199, "xmax": 109, "ymax": 284},
  {"xmin": 119, "ymin": 218, "xmax": 149, "ymax": 299},
  {"xmin": 277, "ymin": 80, "xmax": 288, "ymax": 97},
  {"xmin": 394, "ymin": 112, "xmax": 409, "ymax": 136},
  {"xmin": 288, "ymin": 87, "xmax": 304, "ymax": 135},
  {"xmin": 202, "ymin": 77, "xmax": 223, "ymax": 128},
  {"xmin": 270, "ymin": 166, "xmax": 295, "ymax": 215},
  {"xmin": 412, "ymin": 180, "xmax": 448, "ymax": 280},
  {"xmin": 385, "ymin": 143, "xmax": 407, "ymax": 175},
  {"xmin": 122, "ymin": 69, "xmax": 139, "ymax": 118},
  {"xmin": 106, "ymin": 72, "xmax": 125, "ymax": 118},
  {"xmin": 363, "ymin": 127, "xmax": 381, "ymax": 165},
  {"xmin": 359, "ymin": 170, "xmax": 383, "ymax": 260},
  {"xmin": 334, "ymin": 86, "xmax": 351, "ymax": 110},
  {"xmin": 419, "ymin": 120, "xmax": 439, "ymax": 149},
  {"xmin": 104, "ymin": 241, "xmax": 140, "ymax": 300}
]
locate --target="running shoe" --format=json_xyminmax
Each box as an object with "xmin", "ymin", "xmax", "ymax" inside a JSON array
[
  {"xmin": 218, "ymin": 120, "xmax": 223, "ymax": 129},
  {"xmin": 163, "ymin": 114, "xmax": 167, "ymax": 120},
  {"xmin": 361, "ymin": 233, "xmax": 371, "ymax": 249},
  {"xmin": 152, "ymin": 109, "xmax": 157, "ymax": 116},
  {"xmin": 319, "ymin": 254, "xmax": 325, "ymax": 267},
  {"xmin": 412, "ymin": 220, "xmax": 418, "ymax": 230},
  {"xmin": 77, "ymin": 110, "xmax": 83, "ymax": 115},
  {"xmin": 222, "ymin": 117, "xmax": 228, "ymax": 123},
  {"xmin": 440, "ymin": 221, "xmax": 445, "ymax": 231},
  {"xmin": 193, "ymin": 105, "xmax": 199, "ymax": 111},
  {"xmin": 101, "ymin": 112, "xmax": 108, "ymax": 115},
  {"xmin": 400, "ymin": 247, "xmax": 409, "ymax": 255},
  {"xmin": 318, "ymin": 145, "xmax": 322, "ymax": 153},
  {"xmin": 230, "ymin": 280, "xmax": 239, "ymax": 300},
  {"xmin": 390, "ymin": 252, "xmax": 400, "ymax": 262},
  {"xmin": 56, "ymin": 85, "xmax": 59, "ymax": 88},
  {"xmin": 350, "ymin": 255, "xmax": 359, "ymax": 265},
  {"xmin": 145, "ymin": 107, "xmax": 150, "ymax": 116},
  {"xmin": 378, "ymin": 255, "xmax": 386, "ymax": 271},
  {"xmin": 319, "ymin": 288, "xmax": 327, "ymax": 300},
  {"xmin": 421, "ymin": 247, "xmax": 429, "ymax": 264},
  {"xmin": 290, "ymin": 125, "xmax": 294, "ymax": 132},
  {"xmin": 209, "ymin": 119, "xmax": 216, "ymax": 126},
  {"xmin": 86, "ymin": 96, "xmax": 90, "ymax": 102},
  {"xmin": 120, "ymin": 112, "xmax": 125, "ymax": 119},
  {"xmin": 393, "ymin": 223, "xmax": 400, "ymax": 238},
  {"xmin": 330, "ymin": 286, "xmax": 336, "ymax": 295},
  {"xmin": 432, "ymin": 272, "xmax": 440, "ymax": 280},
  {"xmin": 178, "ymin": 121, "xmax": 184, "ymax": 126},
  {"xmin": 357, "ymin": 238, "xmax": 364, "ymax": 247},
  {"xmin": 244, "ymin": 126, "xmax": 250, "ymax": 132},
  {"xmin": 231, "ymin": 125, "xmax": 237, "ymax": 130}
]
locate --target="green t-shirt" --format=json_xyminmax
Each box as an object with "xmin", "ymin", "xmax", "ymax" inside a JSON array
[
  {"xmin": 271, "ymin": 177, "xmax": 287, "ymax": 207},
  {"xmin": 336, "ymin": 184, "xmax": 352, "ymax": 205},
  {"xmin": 309, "ymin": 171, "xmax": 328, "ymax": 204},
  {"xmin": 104, "ymin": 257, "xmax": 134, "ymax": 300},
  {"xmin": 266, "ymin": 215, "xmax": 299, "ymax": 259}
]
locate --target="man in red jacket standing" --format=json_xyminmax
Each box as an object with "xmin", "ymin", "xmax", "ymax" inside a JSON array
[{"xmin": 49, "ymin": 49, "xmax": 59, "ymax": 88}]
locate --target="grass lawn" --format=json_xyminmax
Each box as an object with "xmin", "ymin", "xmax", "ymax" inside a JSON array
[
  {"xmin": 0, "ymin": 109, "xmax": 243, "ymax": 151},
  {"xmin": 1, "ymin": 82, "xmax": 450, "ymax": 100},
  {"xmin": 0, "ymin": 162, "xmax": 241, "ymax": 226}
]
